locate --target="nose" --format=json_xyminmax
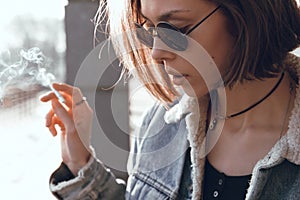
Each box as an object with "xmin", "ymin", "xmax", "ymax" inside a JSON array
[{"xmin": 151, "ymin": 36, "xmax": 175, "ymax": 62}]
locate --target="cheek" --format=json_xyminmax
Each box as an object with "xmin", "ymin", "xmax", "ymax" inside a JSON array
[
  {"xmin": 199, "ymin": 40, "xmax": 234, "ymax": 85},
  {"xmin": 196, "ymin": 20, "xmax": 235, "ymax": 76},
  {"xmin": 212, "ymin": 53, "xmax": 230, "ymax": 78},
  {"xmin": 212, "ymin": 35, "xmax": 234, "ymax": 70}
]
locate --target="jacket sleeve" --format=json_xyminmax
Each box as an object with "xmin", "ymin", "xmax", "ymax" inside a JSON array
[{"xmin": 49, "ymin": 148, "xmax": 126, "ymax": 200}]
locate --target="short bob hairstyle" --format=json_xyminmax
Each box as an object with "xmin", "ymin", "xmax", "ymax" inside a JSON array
[{"xmin": 97, "ymin": 0, "xmax": 300, "ymax": 103}]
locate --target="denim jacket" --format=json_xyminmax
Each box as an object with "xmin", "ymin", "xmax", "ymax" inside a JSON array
[{"xmin": 50, "ymin": 54, "xmax": 300, "ymax": 200}]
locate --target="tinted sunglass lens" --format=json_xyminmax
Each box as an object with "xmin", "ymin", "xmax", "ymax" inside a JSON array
[
  {"xmin": 135, "ymin": 23, "xmax": 154, "ymax": 48},
  {"xmin": 157, "ymin": 23, "xmax": 188, "ymax": 51}
]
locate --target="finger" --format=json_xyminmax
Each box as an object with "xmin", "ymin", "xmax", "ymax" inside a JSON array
[
  {"xmin": 59, "ymin": 92, "xmax": 73, "ymax": 108},
  {"xmin": 48, "ymin": 117, "xmax": 58, "ymax": 137},
  {"xmin": 52, "ymin": 83, "xmax": 83, "ymax": 97},
  {"xmin": 52, "ymin": 83, "xmax": 84, "ymax": 104},
  {"xmin": 45, "ymin": 109, "xmax": 54, "ymax": 127},
  {"xmin": 52, "ymin": 99, "xmax": 71, "ymax": 121},
  {"xmin": 40, "ymin": 92, "xmax": 65, "ymax": 102},
  {"xmin": 53, "ymin": 116, "xmax": 66, "ymax": 133},
  {"xmin": 40, "ymin": 91, "xmax": 70, "ymax": 103},
  {"xmin": 48, "ymin": 127, "xmax": 57, "ymax": 137},
  {"xmin": 48, "ymin": 115, "xmax": 66, "ymax": 137},
  {"xmin": 40, "ymin": 92, "xmax": 57, "ymax": 102},
  {"xmin": 57, "ymin": 119, "xmax": 66, "ymax": 132},
  {"xmin": 41, "ymin": 92, "xmax": 73, "ymax": 109}
]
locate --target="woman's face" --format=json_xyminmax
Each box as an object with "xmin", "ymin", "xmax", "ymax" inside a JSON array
[{"xmin": 139, "ymin": 0, "xmax": 235, "ymax": 98}]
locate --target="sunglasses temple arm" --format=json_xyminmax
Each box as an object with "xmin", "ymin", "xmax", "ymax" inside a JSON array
[{"xmin": 186, "ymin": 5, "xmax": 221, "ymax": 35}]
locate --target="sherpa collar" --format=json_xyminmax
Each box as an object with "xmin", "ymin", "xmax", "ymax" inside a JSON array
[{"xmin": 164, "ymin": 53, "xmax": 300, "ymax": 200}]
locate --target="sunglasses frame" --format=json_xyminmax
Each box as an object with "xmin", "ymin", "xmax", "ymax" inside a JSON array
[{"xmin": 135, "ymin": 5, "xmax": 221, "ymax": 51}]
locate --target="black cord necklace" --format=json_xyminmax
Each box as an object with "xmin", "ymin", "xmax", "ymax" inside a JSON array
[
  {"xmin": 209, "ymin": 72, "xmax": 285, "ymax": 130},
  {"xmin": 225, "ymin": 72, "xmax": 285, "ymax": 119}
]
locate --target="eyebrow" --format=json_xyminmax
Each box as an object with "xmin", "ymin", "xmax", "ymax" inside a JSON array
[{"xmin": 141, "ymin": 9, "xmax": 192, "ymax": 22}]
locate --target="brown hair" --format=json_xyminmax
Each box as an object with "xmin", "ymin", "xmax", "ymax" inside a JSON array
[
  {"xmin": 97, "ymin": 0, "xmax": 300, "ymax": 103},
  {"xmin": 210, "ymin": 0, "xmax": 300, "ymax": 86}
]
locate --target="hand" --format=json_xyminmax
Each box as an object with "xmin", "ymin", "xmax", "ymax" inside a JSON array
[{"xmin": 41, "ymin": 83, "xmax": 93, "ymax": 175}]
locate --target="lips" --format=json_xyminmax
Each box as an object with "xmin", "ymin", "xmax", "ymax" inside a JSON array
[
  {"xmin": 171, "ymin": 74, "xmax": 189, "ymax": 85},
  {"xmin": 165, "ymin": 66, "xmax": 189, "ymax": 85}
]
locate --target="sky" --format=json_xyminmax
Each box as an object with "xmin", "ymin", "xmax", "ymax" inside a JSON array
[
  {"xmin": 0, "ymin": 0, "xmax": 67, "ymax": 22},
  {"xmin": 0, "ymin": 0, "xmax": 67, "ymax": 50}
]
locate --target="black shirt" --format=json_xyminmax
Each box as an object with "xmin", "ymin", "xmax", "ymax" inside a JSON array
[
  {"xmin": 203, "ymin": 159, "xmax": 252, "ymax": 200},
  {"xmin": 177, "ymin": 148, "xmax": 252, "ymax": 200}
]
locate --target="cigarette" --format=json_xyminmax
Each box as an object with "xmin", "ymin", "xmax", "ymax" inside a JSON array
[{"xmin": 49, "ymin": 84, "xmax": 65, "ymax": 103}]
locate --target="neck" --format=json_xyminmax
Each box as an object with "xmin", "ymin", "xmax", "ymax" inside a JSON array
[{"xmin": 215, "ymin": 73, "xmax": 294, "ymax": 131}]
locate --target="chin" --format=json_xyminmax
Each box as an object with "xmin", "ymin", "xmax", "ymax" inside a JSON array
[{"xmin": 182, "ymin": 85, "xmax": 209, "ymax": 99}]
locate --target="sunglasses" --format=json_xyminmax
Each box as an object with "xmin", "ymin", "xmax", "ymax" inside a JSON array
[{"xmin": 135, "ymin": 6, "xmax": 220, "ymax": 51}]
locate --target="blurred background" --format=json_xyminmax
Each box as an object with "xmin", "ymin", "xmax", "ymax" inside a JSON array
[
  {"xmin": 0, "ymin": 0, "xmax": 299, "ymax": 199},
  {"xmin": 0, "ymin": 0, "xmax": 152, "ymax": 199},
  {"xmin": 0, "ymin": 0, "xmax": 67, "ymax": 199}
]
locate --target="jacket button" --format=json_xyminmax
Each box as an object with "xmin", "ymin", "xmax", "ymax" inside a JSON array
[
  {"xmin": 213, "ymin": 191, "xmax": 219, "ymax": 198},
  {"xmin": 218, "ymin": 179, "xmax": 223, "ymax": 185}
]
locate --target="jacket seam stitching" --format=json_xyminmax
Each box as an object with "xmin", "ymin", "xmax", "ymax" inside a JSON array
[{"xmin": 133, "ymin": 172, "xmax": 177, "ymax": 199}]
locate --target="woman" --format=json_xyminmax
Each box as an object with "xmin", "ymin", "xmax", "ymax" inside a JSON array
[{"xmin": 41, "ymin": 0, "xmax": 300, "ymax": 199}]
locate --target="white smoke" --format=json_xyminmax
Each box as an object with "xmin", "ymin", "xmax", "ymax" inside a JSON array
[{"xmin": 0, "ymin": 47, "xmax": 57, "ymax": 106}]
